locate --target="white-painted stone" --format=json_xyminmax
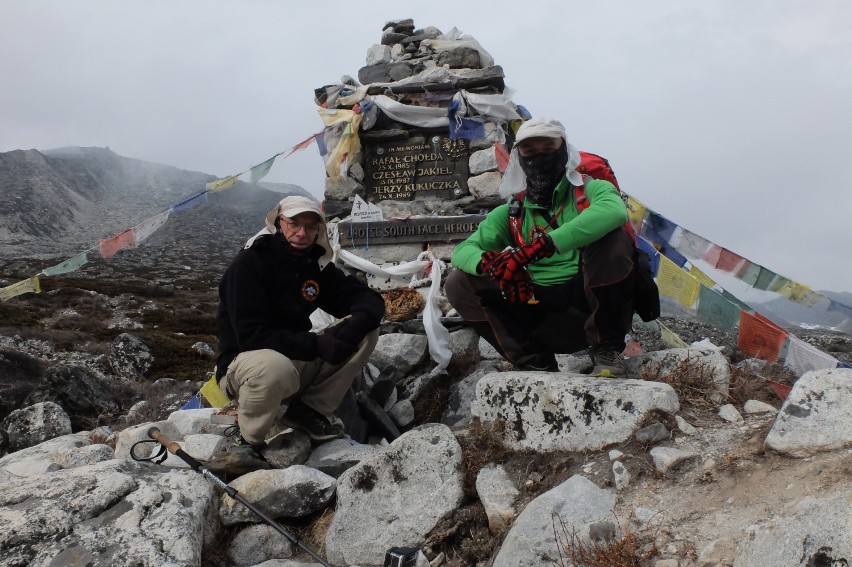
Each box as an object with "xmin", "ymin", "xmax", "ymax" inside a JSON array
[
  {"xmin": 325, "ymin": 424, "xmax": 464, "ymax": 567},
  {"xmin": 474, "ymin": 372, "xmax": 679, "ymax": 451},
  {"xmin": 476, "ymin": 465, "xmax": 519, "ymax": 533},
  {"xmin": 719, "ymin": 404, "xmax": 744, "ymax": 423},
  {"xmin": 765, "ymin": 368, "xmax": 852, "ymax": 457},
  {"xmin": 492, "ymin": 475, "xmax": 616, "ymax": 567},
  {"xmin": 649, "ymin": 446, "xmax": 700, "ymax": 474},
  {"xmin": 743, "ymin": 399, "xmax": 778, "ymax": 414}
]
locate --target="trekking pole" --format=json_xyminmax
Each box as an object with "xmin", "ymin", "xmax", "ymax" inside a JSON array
[{"xmin": 131, "ymin": 427, "xmax": 333, "ymax": 567}]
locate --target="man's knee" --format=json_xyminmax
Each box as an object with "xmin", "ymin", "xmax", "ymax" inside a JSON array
[
  {"xmin": 230, "ymin": 349, "xmax": 299, "ymax": 399},
  {"xmin": 444, "ymin": 268, "xmax": 469, "ymax": 305}
]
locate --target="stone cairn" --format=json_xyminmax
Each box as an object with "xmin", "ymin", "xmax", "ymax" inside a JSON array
[{"xmin": 315, "ymin": 18, "xmax": 524, "ymax": 269}]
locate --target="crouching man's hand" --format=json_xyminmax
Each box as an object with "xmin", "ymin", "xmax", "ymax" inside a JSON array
[
  {"xmin": 329, "ymin": 315, "xmax": 375, "ymax": 347},
  {"xmin": 315, "ymin": 332, "xmax": 357, "ymax": 365}
]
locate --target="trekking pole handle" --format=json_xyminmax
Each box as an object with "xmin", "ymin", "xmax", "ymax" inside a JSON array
[
  {"xmin": 147, "ymin": 427, "xmax": 206, "ymax": 474},
  {"xmin": 147, "ymin": 427, "xmax": 181, "ymax": 454}
]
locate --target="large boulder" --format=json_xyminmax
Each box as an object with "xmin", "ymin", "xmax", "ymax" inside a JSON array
[
  {"xmin": 1, "ymin": 401, "xmax": 72, "ymax": 452},
  {"xmin": 492, "ymin": 474, "xmax": 617, "ymax": 567},
  {"xmin": 765, "ymin": 368, "xmax": 852, "ymax": 457},
  {"xmin": 0, "ymin": 459, "xmax": 218, "ymax": 566},
  {"xmin": 473, "ymin": 372, "xmax": 679, "ymax": 451},
  {"xmin": 325, "ymin": 423, "xmax": 464, "ymax": 566}
]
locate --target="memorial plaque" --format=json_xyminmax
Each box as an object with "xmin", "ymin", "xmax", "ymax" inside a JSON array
[
  {"xmin": 364, "ymin": 135, "xmax": 469, "ymax": 200},
  {"xmin": 337, "ymin": 215, "xmax": 485, "ymax": 246}
]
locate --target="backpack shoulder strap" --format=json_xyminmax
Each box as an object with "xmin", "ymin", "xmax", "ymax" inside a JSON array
[
  {"xmin": 508, "ymin": 191, "xmax": 525, "ymax": 246},
  {"xmin": 574, "ymin": 183, "xmax": 589, "ymax": 213}
]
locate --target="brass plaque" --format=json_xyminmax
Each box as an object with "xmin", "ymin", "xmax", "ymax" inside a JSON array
[
  {"xmin": 337, "ymin": 215, "xmax": 485, "ymax": 246},
  {"xmin": 364, "ymin": 136, "xmax": 470, "ymax": 200}
]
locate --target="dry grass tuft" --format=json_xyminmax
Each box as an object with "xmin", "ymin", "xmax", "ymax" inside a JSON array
[
  {"xmin": 554, "ymin": 514, "xmax": 658, "ymax": 567},
  {"xmin": 638, "ymin": 356, "xmax": 720, "ymax": 411},
  {"xmin": 456, "ymin": 418, "xmax": 512, "ymax": 495}
]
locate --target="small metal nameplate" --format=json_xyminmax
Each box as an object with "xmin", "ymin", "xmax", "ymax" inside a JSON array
[{"xmin": 336, "ymin": 215, "xmax": 485, "ymax": 246}]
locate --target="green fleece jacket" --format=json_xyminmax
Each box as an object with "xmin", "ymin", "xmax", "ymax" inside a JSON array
[{"xmin": 451, "ymin": 177, "xmax": 628, "ymax": 286}]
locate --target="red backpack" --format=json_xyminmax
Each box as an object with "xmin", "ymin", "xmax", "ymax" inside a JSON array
[{"xmin": 509, "ymin": 151, "xmax": 636, "ymax": 245}]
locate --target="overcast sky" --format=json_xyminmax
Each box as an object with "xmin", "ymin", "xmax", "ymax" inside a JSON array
[{"xmin": 1, "ymin": 1, "xmax": 850, "ymax": 293}]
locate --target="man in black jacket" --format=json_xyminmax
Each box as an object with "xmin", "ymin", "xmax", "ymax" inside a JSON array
[{"xmin": 216, "ymin": 196, "xmax": 385, "ymax": 448}]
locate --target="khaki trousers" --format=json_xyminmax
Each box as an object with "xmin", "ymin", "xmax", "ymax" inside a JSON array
[{"xmin": 219, "ymin": 329, "xmax": 379, "ymax": 444}]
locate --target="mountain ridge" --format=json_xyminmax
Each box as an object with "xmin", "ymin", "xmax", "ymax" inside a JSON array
[{"xmin": 0, "ymin": 146, "xmax": 312, "ymax": 261}]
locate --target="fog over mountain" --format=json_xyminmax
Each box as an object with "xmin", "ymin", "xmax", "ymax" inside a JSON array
[{"xmin": 0, "ymin": 146, "xmax": 311, "ymax": 261}]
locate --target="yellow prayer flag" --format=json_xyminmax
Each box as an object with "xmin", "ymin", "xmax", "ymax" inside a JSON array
[
  {"xmin": 657, "ymin": 255, "xmax": 700, "ymax": 308},
  {"xmin": 689, "ymin": 265, "xmax": 716, "ymax": 289},
  {"xmin": 0, "ymin": 276, "xmax": 41, "ymax": 301},
  {"xmin": 199, "ymin": 375, "xmax": 230, "ymax": 408},
  {"xmin": 658, "ymin": 320, "xmax": 689, "ymax": 348},
  {"xmin": 206, "ymin": 174, "xmax": 240, "ymax": 192},
  {"xmin": 777, "ymin": 281, "xmax": 822, "ymax": 307},
  {"xmin": 626, "ymin": 195, "xmax": 647, "ymax": 229}
]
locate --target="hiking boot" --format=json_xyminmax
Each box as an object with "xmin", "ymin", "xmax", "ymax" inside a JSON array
[
  {"xmin": 515, "ymin": 354, "xmax": 559, "ymax": 372},
  {"xmin": 280, "ymin": 401, "xmax": 345, "ymax": 442},
  {"xmin": 223, "ymin": 424, "xmax": 266, "ymax": 457},
  {"xmin": 590, "ymin": 346, "xmax": 627, "ymax": 377}
]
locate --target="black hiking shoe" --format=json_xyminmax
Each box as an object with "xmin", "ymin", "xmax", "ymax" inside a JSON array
[
  {"xmin": 280, "ymin": 401, "xmax": 345, "ymax": 442},
  {"xmin": 515, "ymin": 354, "xmax": 559, "ymax": 372},
  {"xmin": 590, "ymin": 346, "xmax": 627, "ymax": 377}
]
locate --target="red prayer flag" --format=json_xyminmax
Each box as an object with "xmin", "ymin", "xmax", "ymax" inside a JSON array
[
  {"xmin": 737, "ymin": 310, "xmax": 788, "ymax": 363},
  {"xmin": 495, "ymin": 143, "xmax": 510, "ymax": 173},
  {"xmin": 715, "ymin": 248, "xmax": 746, "ymax": 272},
  {"xmin": 99, "ymin": 229, "xmax": 137, "ymax": 259}
]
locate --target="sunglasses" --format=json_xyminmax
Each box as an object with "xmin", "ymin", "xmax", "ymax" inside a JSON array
[{"xmin": 280, "ymin": 217, "xmax": 320, "ymax": 234}]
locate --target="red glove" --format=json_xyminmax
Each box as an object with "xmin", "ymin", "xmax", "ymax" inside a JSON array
[
  {"xmin": 477, "ymin": 250, "xmax": 501, "ymax": 275},
  {"xmin": 488, "ymin": 235, "xmax": 556, "ymax": 282},
  {"xmin": 499, "ymin": 270, "xmax": 536, "ymax": 303}
]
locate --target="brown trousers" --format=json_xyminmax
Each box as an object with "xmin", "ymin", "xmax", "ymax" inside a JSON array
[
  {"xmin": 445, "ymin": 228, "xmax": 636, "ymax": 368},
  {"xmin": 219, "ymin": 329, "xmax": 379, "ymax": 444}
]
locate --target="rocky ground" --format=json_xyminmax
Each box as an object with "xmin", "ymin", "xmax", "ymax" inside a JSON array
[{"xmin": 1, "ymin": 255, "xmax": 850, "ymax": 567}]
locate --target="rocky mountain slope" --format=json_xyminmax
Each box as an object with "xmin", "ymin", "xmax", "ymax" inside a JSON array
[
  {"xmin": 1, "ymin": 146, "xmax": 850, "ymax": 567},
  {"xmin": 0, "ymin": 146, "xmax": 311, "ymax": 261}
]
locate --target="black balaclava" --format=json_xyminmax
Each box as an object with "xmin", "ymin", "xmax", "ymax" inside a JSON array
[{"xmin": 519, "ymin": 142, "xmax": 569, "ymax": 207}]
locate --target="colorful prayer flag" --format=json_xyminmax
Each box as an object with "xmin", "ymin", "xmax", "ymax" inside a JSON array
[
  {"xmin": 99, "ymin": 229, "xmax": 136, "ymax": 259},
  {"xmin": 646, "ymin": 212, "xmax": 678, "ymax": 242},
  {"xmin": 733, "ymin": 261, "xmax": 761, "ymax": 286},
  {"xmin": 200, "ymin": 375, "xmax": 229, "ymax": 408},
  {"xmin": 170, "ymin": 191, "xmax": 209, "ymax": 213},
  {"xmin": 626, "ymin": 196, "xmax": 648, "ymax": 232},
  {"xmin": 249, "ymin": 156, "xmax": 277, "ymax": 184},
  {"xmin": 636, "ymin": 237, "xmax": 659, "ymax": 274},
  {"xmin": 714, "ymin": 248, "xmax": 746, "ymax": 273},
  {"xmin": 656, "ymin": 255, "xmax": 700, "ymax": 308},
  {"xmin": 0, "ymin": 276, "xmax": 41, "ymax": 301},
  {"xmin": 671, "ymin": 227, "xmax": 711, "ymax": 259},
  {"xmin": 738, "ymin": 310, "xmax": 788, "ymax": 363},
  {"xmin": 753, "ymin": 267, "xmax": 778, "ymax": 291},
  {"xmin": 658, "ymin": 320, "xmax": 689, "ymax": 348},
  {"xmin": 784, "ymin": 335, "xmax": 839, "ymax": 376},
  {"xmin": 776, "ymin": 280, "xmax": 822, "ymax": 307},
  {"xmin": 697, "ymin": 285, "xmax": 740, "ymax": 330},
  {"xmin": 689, "ymin": 265, "xmax": 716, "ymax": 288},
  {"xmin": 133, "ymin": 210, "xmax": 170, "ymax": 244},
  {"xmin": 495, "ymin": 143, "xmax": 509, "ymax": 173},
  {"xmin": 40, "ymin": 252, "xmax": 88, "ymax": 277},
  {"xmin": 206, "ymin": 174, "xmax": 240, "ymax": 192}
]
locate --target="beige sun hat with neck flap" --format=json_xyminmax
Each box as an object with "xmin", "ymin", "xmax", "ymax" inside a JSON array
[{"xmin": 246, "ymin": 195, "xmax": 334, "ymax": 268}]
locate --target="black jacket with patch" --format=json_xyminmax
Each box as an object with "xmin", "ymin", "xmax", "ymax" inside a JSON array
[{"xmin": 216, "ymin": 234, "xmax": 384, "ymax": 376}]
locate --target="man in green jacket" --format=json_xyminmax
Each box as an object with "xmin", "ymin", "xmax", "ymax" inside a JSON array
[{"xmin": 446, "ymin": 117, "xmax": 639, "ymax": 375}]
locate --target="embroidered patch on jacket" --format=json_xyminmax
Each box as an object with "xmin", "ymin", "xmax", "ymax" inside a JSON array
[
  {"xmin": 530, "ymin": 224, "xmax": 550, "ymax": 240},
  {"xmin": 301, "ymin": 280, "xmax": 319, "ymax": 302}
]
